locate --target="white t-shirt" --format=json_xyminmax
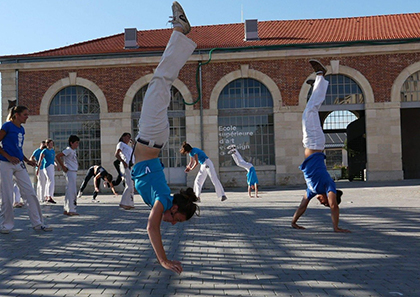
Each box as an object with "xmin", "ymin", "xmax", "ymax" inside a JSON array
[
  {"xmin": 62, "ymin": 147, "xmax": 78, "ymax": 171},
  {"xmin": 116, "ymin": 141, "xmax": 134, "ymax": 164}
]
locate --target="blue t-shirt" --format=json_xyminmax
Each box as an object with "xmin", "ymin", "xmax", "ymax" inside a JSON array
[
  {"xmin": 299, "ymin": 152, "xmax": 336, "ymax": 200},
  {"xmin": 0, "ymin": 121, "xmax": 25, "ymax": 162},
  {"xmin": 31, "ymin": 148, "xmax": 43, "ymax": 169},
  {"xmin": 246, "ymin": 166, "xmax": 259, "ymax": 186},
  {"xmin": 189, "ymin": 148, "xmax": 208, "ymax": 164},
  {"xmin": 131, "ymin": 158, "xmax": 173, "ymax": 211},
  {"xmin": 40, "ymin": 148, "xmax": 55, "ymax": 168}
]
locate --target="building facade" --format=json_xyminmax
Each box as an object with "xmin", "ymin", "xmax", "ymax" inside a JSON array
[{"xmin": 1, "ymin": 14, "xmax": 420, "ymax": 193}]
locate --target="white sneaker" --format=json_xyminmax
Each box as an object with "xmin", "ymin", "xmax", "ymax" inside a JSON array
[
  {"xmin": 227, "ymin": 145, "xmax": 236, "ymax": 150},
  {"xmin": 77, "ymin": 191, "xmax": 83, "ymax": 198},
  {"xmin": 34, "ymin": 225, "xmax": 53, "ymax": 232},
  {"xmin": 169, "ymin": 1, "xmax": 191, "ymax": 35},
  {"xmin": 228, "ymin": 149, "xmax": 236, "ymax": 155}
]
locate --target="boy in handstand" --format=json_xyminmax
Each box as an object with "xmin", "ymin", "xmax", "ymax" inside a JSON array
[{"xmin": 291, "ymin": 60, "xmax": 350, "ymax": 233}]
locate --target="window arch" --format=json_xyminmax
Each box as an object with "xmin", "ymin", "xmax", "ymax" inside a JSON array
[
  {"xmin": 218, "ymin": 78, "xmax": 274, "ymax": 167},
  {"xmin": 308, "ymin": 74, "xmax": 364, "ymax": 105},
  {"xmin": 401, "ymin": 70, "xmax": 420, "ymax": 102},
  {"xmin": 49, "ymin": 86, "xmax": 101, "ymax": 170},
  {"xmin": 131, "ymin": 85, "xmax": 187, "ymax": 169}
]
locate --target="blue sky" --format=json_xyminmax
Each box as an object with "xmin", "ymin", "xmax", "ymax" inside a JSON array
[{"xmin": 0, "ymin": 0, "xmax": 419, "ymax": 56}]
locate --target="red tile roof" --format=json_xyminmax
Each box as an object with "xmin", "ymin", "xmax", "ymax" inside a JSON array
[{"xmin": 3, "ymin": 13, "xmax": 420, "ymax": 59}]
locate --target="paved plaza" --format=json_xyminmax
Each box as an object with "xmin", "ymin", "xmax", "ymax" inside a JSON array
[{"xmin": 0, "ymin": 180, "xmax": 419, "ymax": 297}]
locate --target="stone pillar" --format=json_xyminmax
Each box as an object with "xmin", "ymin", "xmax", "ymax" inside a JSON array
[
  {"xmin": 275, "ymin": 107, "xmax": 305, "ymax": 185},
  {"xmin": 1, "ymin": 70, "xmax": 16, "ymax": 121},
  {"xmin": 365, "ymin": 102, "xmax": 404, "ymax": 181}
]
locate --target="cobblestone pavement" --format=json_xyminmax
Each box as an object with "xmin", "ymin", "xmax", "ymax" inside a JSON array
[{"xmin": 0, "ymin": 180, "xmax": 419, "ymax": 297}]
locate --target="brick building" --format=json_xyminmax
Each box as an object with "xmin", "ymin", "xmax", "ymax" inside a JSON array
[{"xmin": 1, "ymin": 13, "xmax": 420, "ymax": 193}]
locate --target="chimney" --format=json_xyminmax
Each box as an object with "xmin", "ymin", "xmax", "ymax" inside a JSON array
[
  {"xmin": 124, "ymin": 28, "xmax": 138, "ymax": 49},
  {"xmin": 244, "ymin": 19, "xmax": 259, "ymax": 41}
]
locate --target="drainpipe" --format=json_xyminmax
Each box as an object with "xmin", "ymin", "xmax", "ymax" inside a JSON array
[
  {"xmin": 199, "ymin": 62, "xmax": 204, "ymax": 149},
  {"xmin": 15, "ymin": 70, "xmax": 19, "ymax": 105}
]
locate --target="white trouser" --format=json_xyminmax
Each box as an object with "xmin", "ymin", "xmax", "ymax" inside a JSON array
[
  {"xmin": 231, "ymin": 150, "xmax": 253, "ymax": 172},
  {"xmin": 194, "ymin": 159, "xmax": 225, "ymax": 199},
  {"xmin": 64, "ymin": 171, "xmax": 77, "ymax": 213},
  {"xmin": 137, "ymin": 30, "xmax": 197, "ymax": 147},
  {"xmin": 119, "ymin": 164, "xmax": 134, "ymax": 207},
  {"xmin": 0, "ymin": 161, "xmax": 44, "ymax": 230},
  {"xmin": 37, "ymin": 169, "xmax": 47, "ymax": 202},
  {"xmin": 13, "ymin": 183, "xmax": 22, "ymax": 204},
  {"xmin": 43, "ymin": 164, "xmax": 55, "ymax": 197},
  {"xmin": 302, "ymin": 75, "xmax": 329, "ymax": 150}
]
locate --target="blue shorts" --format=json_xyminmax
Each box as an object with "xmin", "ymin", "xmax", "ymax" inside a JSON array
[{"xmin": 131, "ymin": 158, "xmax": 173, "ymax": 211}]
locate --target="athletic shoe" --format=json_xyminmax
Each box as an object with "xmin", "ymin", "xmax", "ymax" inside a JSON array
[
  {"xmin": 0, "ymin": 228, "xmax": 10, "ymax": 234},
  {"xmin": 221, "ymin": 195, "xmax": 227, "ymax": 202},
  {"xmin": 309, "ymin": 59, "xmax": 327, "ymax": 76},
  {"xmin": 169, "ymin": 1, "xmax": 191, "ymax": 35},
  {"xmin": 64, "ymin": 211, "xmax": 79, "ymax": 216},
  {"xmin": 47, "ymin": 198, "xmax": 57, "ymax": 204},
  {"xmin": 227, "ymin": 144, "xmax": 236, "ymax": 150},
  {"xmin": 77, "ymin": 191, "xmax": 83, "ymax": 198},
  {"xmin": 228, "ymin": 149, "xmax": 236, "ymax": 155},
  {"xmin": 34, "ymin": 225, "xmax": 53, "ymax": 232}
]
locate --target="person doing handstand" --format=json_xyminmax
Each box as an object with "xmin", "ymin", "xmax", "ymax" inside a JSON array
[
  {"xmin": 227, "ymin": 145, "xmax": 259, "ymax": 198},
  {"xmin": 291, "ymin": 59, "xmax": 350, "ymax": 233},
  {"xmin": 131, "ymin": 1, "xmax": 199, "ymax": 274}
]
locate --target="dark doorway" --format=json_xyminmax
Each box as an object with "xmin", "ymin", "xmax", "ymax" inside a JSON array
[{"xmin": 401, "ymin": 108, "xmax": 420, "ymax": 179}]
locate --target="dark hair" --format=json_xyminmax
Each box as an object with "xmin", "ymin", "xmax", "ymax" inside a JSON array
[
  {"xmin": 105, "ymin": 173, "xmax": 113, "ymax": 185},
  {"xmin": 119, "ymin": 132, "xmax": 131, "ymax": 142},
  {"xmin": 336, "ymin": 189, "xmax": 343, "ymax": 205},
  {"xmin": 68, "ymin": 135, "xmax": 80, "ymax": 146},
  {"xmin": 173, "ymin": 187, "xmax": 200, "ymax": 220},
  {"xmin": 179, "ymin": 141, "xmax": 193, "ymax": 155},
  {"xmin": 7, "ymin": 105, "xmax": 28, "ymax": 121}
]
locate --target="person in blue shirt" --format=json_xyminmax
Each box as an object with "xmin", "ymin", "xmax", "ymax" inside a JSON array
[
  {"xmin": 37, "ymin": 139, "xmax": 57, "ymax": 204},
  {"xmin": 30, "ymin": 140, "xmax": 47, "ymax": 203},
  {"xmin": 0, "ymin": 106, "xmax": 52, "ymax": 234},
  {"xmin": 291, "ymin": 60, "xmax": 350, "ymax": 233},
  {"xmin": 131, "ymin": 2, "xmax": 199, "ymax": 274},
  {"xmin": 180, "ymin": 142, "xmax": 227, "ymax": 202},
  {"xmin": 227, "ymin": 146, "xmax": 259, "ymax": 198}
]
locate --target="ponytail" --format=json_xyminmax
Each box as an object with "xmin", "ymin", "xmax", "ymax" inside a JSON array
[
  {"xmin": 179, "ymin": 141, "xmax": 193, "ymax": 155},
  {"xmin": 7, "ymin": 105, "xmax": 28, "ymax": 121},
  {"xmin": 173, "ymin": 187, "xmax": 200, "ymax": 220}
]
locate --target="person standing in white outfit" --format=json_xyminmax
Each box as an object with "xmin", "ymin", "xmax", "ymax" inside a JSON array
[
  {"xmin": 115, "ymin": 132, "xmax": 135, "ymax": 210},
  {"xmin": 30, "ymin": 141, "xmax": 47, "ymax": 203},
  {"xmin": 180, "ymin": 141, "xmax": 227, "ymax": 202},
  {"xmin": 37, "ymin": 139, "xmax": 57, "ymax": 204},
  {"xmin": 0, "ymin": 106, "xmax": 52, "ymax": 234},
  {"xmin": 56, "ymin": 135, "xmax": 80, "ymax": 216}
]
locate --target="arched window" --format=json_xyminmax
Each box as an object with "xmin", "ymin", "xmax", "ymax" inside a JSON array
[
  {"xmin": 218, "ymin": 78, "xmax": 274, "ymax": 167},
  {"xmin": 49, "ymin": 86, "xmax": 101, "ymax": 170},
  {"xmin": 132, "ymin": 85, "xmax": 187, "ymax": 183},
  {"xmin": 308, "ymin": 74, "xmax": 364, "ymax": 105},
  {"xmin": 401, "ymin": 71, "xmax": 420, "ymax": 102}
]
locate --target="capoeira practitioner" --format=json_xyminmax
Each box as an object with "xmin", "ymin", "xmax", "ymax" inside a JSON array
[
  {"xmin": 227, "ymin": 145, "xmax": 259, "ymax": 198},
  {"xmin": 291, "ymin": 60, "xmax": 350, "ymax": 233},
  {"xmin": 131, "ymin": 1, "xmax": 199, "ymax": 274}
]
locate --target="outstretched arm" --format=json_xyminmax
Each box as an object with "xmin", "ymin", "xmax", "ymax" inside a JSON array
[
  {"xmin": 291, "ymin": 196, "xmax": 310, "ymax": 229},
  {"xmin": 147, "ymin": 201, "xmax": 183, "ymax": 274},
  {"xmin": 328, "ymin": 191, "xmax": 351, "ymax": 233}
]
